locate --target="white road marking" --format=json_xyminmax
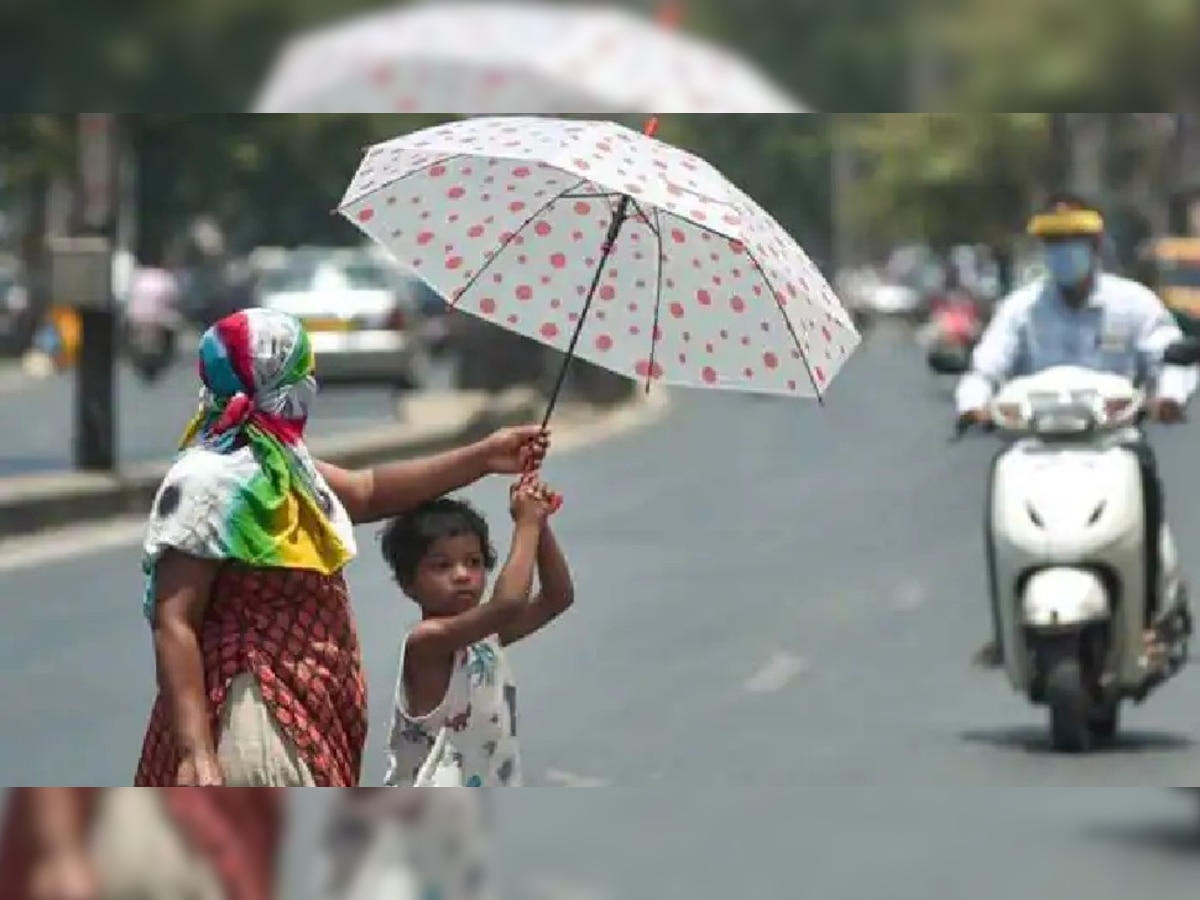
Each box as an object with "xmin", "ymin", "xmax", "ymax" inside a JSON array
[
  {"xmin": 0, "ymin": 391, "xmax": 672, "ymax": 573},
  {"xmin": 525, "ymin": 875, "xmax": 613, "ymax": 900},
  {"xmin": 542, "ymin": 769, "xmax": 610, "ymax": 787},
  {"xmin": 742, "ymin": 651, "xmax": 810, "ymax": 694}
]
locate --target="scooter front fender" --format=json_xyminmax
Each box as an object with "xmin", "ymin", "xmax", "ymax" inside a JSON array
[{"xmin": 1022, "ymin": 567, "xmax": 1111, "ymax": 630}]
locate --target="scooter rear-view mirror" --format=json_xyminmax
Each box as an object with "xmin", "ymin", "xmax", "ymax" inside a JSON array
[{"xmin": 1163, "ymin": 337, "xmax": 1200, "ymax": 367}]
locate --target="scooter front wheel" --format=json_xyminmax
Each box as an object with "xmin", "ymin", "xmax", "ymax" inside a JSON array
[{"xmin": 1045, "ymin": 654, "xmax": 1093, "ymax": 753}]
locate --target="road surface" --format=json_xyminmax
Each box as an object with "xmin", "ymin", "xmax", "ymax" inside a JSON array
[
  {"xmin": 0, "ymin": 358, "xmax": 441, "ymax": 476},
  {"xmin": 2, "ymin": 330, "xmax": 1199, "ymax": 897}
]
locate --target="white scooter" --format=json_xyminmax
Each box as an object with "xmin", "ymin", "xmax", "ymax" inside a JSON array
[{"xmin": 932, "ymin": 344, "xmax": 1198, "ymax": 752}]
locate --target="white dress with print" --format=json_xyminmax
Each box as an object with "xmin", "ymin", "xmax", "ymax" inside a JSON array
[{"xmin": 385, "ymin": 634, "xmax": 521, "ymax": 787}]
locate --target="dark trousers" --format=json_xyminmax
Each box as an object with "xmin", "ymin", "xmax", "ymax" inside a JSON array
[{"xmin": 985, "ymin": 437, "xmax": 1165, "ymax": 646}]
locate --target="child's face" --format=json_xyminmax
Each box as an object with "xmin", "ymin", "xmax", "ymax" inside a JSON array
[{"xmin": 408, "ymin": 533, "xmax": 488, "ymax": 615}]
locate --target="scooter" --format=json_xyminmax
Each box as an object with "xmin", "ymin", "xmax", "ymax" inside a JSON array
[{"xmin": 930, "ymin": 343, "xmax": 1199, "ymax": 753}]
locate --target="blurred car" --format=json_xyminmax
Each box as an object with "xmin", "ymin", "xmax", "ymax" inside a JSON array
[{"xmin": 256, "ymin": 251, "xmax": 426, "ymax": 389}]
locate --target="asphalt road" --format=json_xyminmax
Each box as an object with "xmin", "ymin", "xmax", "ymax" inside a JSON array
[
  {"xmin": 3, "ymin": 328, "xmax": 1200, "ymax": 897},
  {"xmin": 0, "ymin": 357, "xmax": 440, "ymax": 476}
]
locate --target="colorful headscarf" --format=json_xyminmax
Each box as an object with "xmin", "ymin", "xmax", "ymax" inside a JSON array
[{"xmin": 142, "ymin": 308, "xmax": 356, "ymax": 620}]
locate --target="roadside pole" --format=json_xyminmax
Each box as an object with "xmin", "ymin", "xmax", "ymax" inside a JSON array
[{"xmin": 63, "ymin": 113, "xmax": 120, "ymax": 472}]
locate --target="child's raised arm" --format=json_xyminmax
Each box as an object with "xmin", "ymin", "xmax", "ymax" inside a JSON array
[
  {"xmin": 407, "ymin": 488, "xmax": 548, "ymax": 659},
  {"xmin": 500, "ymin": 517, "xmax": 575, "ymax": 647}
]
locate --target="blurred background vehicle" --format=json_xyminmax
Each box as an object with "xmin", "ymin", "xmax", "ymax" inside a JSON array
[
  {"xmin": 255, "ymin": 247, "xmax": 428, "ymax": 391},
  {"xmin": 1136, "ymin": 236, "xmax": 1200, "ymax": 337},
  {"xmin": 0, "ymin": 260, "xmax": 35, "ymax": 357}
]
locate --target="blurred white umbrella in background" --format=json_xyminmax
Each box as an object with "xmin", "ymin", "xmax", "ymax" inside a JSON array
[{"xmin": 252, "ymin": 0, "xmax": 805, "ymax": 114}]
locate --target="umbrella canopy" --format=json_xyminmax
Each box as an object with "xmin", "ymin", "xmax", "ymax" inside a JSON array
[
  {"xmin": 340, "ymin": 116, "xmax": 857, "ymax": 402},
  {"xmin": 253, "ymin": 0, "xmax": 805, "ymax": 114}
]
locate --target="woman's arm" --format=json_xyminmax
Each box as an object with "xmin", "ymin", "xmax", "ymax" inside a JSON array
[
  {"xmin": 26, "ymin": 789, "xmax": 90, "ymax": 860},
  {"xmin": 151, "ymin": 550, "xmax": 221, "ymax": 777},
  {"xmin": 317, "ymin": 445, "xmax": 487, "ymax": 525},
  {"xmin": 317, "ymin": 425, "xmax": 549, "ymax": 524}
]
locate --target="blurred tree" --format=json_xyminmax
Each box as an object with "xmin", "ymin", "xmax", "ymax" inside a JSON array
[
  {"xmin": 845, "ymin": 114, "xmax": 1052, "ymax": 248},
  {"xmin": 929, "ymin": 0, "xmax": 1200, "ymax": 108}
]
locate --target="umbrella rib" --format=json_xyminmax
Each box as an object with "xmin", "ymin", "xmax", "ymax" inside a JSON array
[
  {"xmin": 643, "ymin": 206, "xmax": 669, "ymax": 395},
  {"xmin": 445, "ymin": 175, "xmax": 592, "ymax": 311},
  {"xmin": 631, "ymin": 198, "xmax": 661, "ymax": 239},
  {"xmin": 741, "ymin": 248, "xmax": 825, "ymax": 405},
  {"xmin": 558, "ymin": 191, "xmax": 625, "ymax": 201}
]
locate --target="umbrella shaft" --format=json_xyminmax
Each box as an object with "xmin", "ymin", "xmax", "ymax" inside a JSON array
[{"xmin": 540, "ymin": 195, "xmax": 634, "ymax": 430}]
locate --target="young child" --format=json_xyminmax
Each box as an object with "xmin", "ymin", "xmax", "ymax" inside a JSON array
[{"xmin": 380, "ymin": 477, "xmax": 575, "ymax": 787}]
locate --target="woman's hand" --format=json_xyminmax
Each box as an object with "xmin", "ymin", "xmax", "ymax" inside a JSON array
[
  {"xmin": 176, "ymin": 751, "xmax": 225, "ymax": 786},
  {"xmin": 29, "ymin": 847, "xmax": 98, "ymax": 900},
  {"xmin": 480, "ymin": 425, "xmax": 550, "ymax": 475}
]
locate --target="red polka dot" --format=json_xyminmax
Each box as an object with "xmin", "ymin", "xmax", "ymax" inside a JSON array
[
  {"xmin": 507, "ymin": 314, "xmax": 519, "ymax": 324},
  {"xmin": 446, "ymin": 256, "xmax": 464, "ymax": 270},
  {"xmin": 814, "ymin": 366, "xmax": 826, "ymax": 383},
  {"xmin": 634, "ymin": 360, "xmax": 664, "ymax": 380},
  {"xmin": 515, "ymin": 285, "xmax": 533, "ymax": 301},
  {"xmin": 669, "ymin": 302, "xmax": 685, "ymax": 319},
  {"xmin": 598, "ymin": 285, "xmax": 616, "ymax": 301},
  {"xmin": 696, "ymin": 289, "xmax": 712, "ymax": 306},
  {"xmin": 731, "ymin": 296, "xmax": 746, "ymax": 313},
  {"xmin": 743, "ymin": 367, "xmax": 754, "ymax": 378},
  {"xmin": 550, "ymin": 252, "xmax": 567, "ymax": 269},
  {"xmin": 479, "ymin": 297, "xmax": 497, "ymax": 315},
  {"xmin": 540, "ymin": 323, "xmax": 559, "ymax": 339},
  {"xmin": 671, "ymin": 229, "xmax": 687, "ymax": 243},
  {"xmin": 429, "ymin": 165, "xmax": 447, "ymax": 177},
  {"xmin": 573, "ymin": 158, "xmax": 591, "ymax": 170},
  {"xmin": 356, "ymin": 208, "xmax": 374, "ymax": 223},
  {"xmin": 574, "ymin": 201, "xmax": 592, "ymax": 215},
  {"xmin": 417, "ymin": 231, "xmax": 434, "ymax": 245},
  {"xmin": 595, "ymin": 334, "xmax": 613, "ymax": 352},
  {"xmin": 701, "ymin": 366, "xmax": 718, "ymax": 384},
  {"xmin": 821, "ymin": 326, "xmax": 832, "ymax": 341},
  {"xmin": 763, "ymin": 352, "xmax": 779, "ymax": 370},
  {"xmin": 534, "ymin": 221, "xmax": 552, "ymax": 237},
  {"xmin": 468, "ymin": 224, "xmax": 485, "ymax": 238},
  {"xmin": 787, "ymin": 379, "xmax": 798, "ymax": 391},
  {"xmin": 513, "ymin": 166, "xmax": 532, "ymax": 178},
  {"xmin": 509, "ymin": 200, "xmax": 526, "ymax": 212},
  {"xmin": 447, "ymin": 186, "xmax": 465, "ymax": 199}
]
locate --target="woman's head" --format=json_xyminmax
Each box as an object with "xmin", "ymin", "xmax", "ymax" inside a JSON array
[
  {"xmin": 193, "ymin": 308, "xmax": 318, "ymax": 437},
  {"xmin": 199, "ymin": 308, "xmax": 315, "ymax": 399}
]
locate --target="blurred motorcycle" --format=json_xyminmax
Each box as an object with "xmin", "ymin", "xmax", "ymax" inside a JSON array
[
  {"xmin": 922, "ymin": 290, "xmax": 983, "ymax": 373},
  {"xmin": 125, "ymin": 320, "xmax": 178, "ymax": 383}
]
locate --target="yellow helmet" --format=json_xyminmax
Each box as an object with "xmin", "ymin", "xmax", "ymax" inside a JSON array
[{"xmin": 1027, "ymin": 195, "xmax": 1105, "ymax": 239}]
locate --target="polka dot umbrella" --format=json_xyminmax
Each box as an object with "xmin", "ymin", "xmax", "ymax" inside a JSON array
[
  {"xmin": 338, "ymin": 115, "xmax": 860, "ymax": 427},
  {"xmin": 251, "ymin": 0, "xmax": 805, "ymax": 114}
]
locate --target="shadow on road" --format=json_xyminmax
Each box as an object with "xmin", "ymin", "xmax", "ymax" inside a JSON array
[
  {"xmin": 959, "ymin": 726, "xmax": 1195, "ymax": 756},
  {"xmin": 1080, "ymin": 812, "xmax": 1200, "ymax": 859}
]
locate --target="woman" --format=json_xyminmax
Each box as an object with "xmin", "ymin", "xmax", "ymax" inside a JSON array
[{"xmin": 134, "ymin": 308, "xmax": 547, "ymax": 787}]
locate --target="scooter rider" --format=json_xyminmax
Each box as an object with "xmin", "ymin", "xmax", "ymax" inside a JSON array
[{"xmin": 956, "ymin": 194, "xmax": 1197, "ymax": 668}]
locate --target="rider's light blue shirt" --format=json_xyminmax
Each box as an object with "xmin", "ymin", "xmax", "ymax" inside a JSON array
[{"xmin": 955, "ymin": 273, "xmax": 1198, "ymax": 414}]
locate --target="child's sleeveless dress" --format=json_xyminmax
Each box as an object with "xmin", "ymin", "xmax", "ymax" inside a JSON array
[{"xmin": 384, "ymin": 634, "xmax": 522, "ymax": 787}]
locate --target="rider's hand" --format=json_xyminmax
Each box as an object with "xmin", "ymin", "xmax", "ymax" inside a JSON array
[
  {"xmin": 961, "ymin": 408, "xmax": 992, "ymax": 426},
  {"xmin": 1148, "ymin": 397, "xmax": 1186, "ymax": 424}
]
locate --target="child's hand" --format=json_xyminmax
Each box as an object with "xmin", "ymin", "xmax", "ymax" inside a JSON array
[{"xmin": 510, "ymin": 478, "xmax": 559, "ymax": 525}]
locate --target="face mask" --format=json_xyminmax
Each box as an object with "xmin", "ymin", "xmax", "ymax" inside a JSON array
[{"xmin": 1044, "ymin": 240, "xmax": 1095, "ymax": 289}]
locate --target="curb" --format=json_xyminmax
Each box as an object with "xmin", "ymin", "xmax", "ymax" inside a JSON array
[{"xmin": 0, "ymin": 389, "xmax": 545, "ymax": 541}]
